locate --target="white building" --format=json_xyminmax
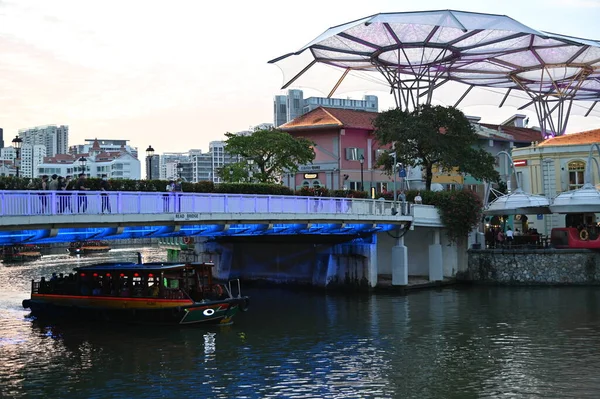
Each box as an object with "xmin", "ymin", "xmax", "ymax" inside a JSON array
[
  {"xmin": 36, "ymin": 141, "xmax": 141, "ymax": 179},
  {"xmin": 71, "ymin": 139, "xmax": 138, "ymax": 159}
]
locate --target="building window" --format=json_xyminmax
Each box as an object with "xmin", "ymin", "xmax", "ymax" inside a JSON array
[
  {"xmin": 279, "ymin": 104, "xmax": 286, "ymax": 113},
  {"xmin": 568, "ymin": 160, "xmax": 585, "ymax": 190},
  {"xmin": 345, "ymin": 147, "xmax": 364, "ymax": 161}
]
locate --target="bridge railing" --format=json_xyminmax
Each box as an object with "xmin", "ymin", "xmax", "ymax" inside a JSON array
[{"xmin": 0, "ymin": 191, "xmax": 410, "ymax": 217}]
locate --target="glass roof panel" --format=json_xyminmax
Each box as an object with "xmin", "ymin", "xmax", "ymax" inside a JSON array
[
  {"xmin": 535, "ymin": 46, "xmax": 586, "ymax": 64},
  {"xmin": 451, "ymin": 11, "xmax": 542, "ymax": 34},
  {"xmin": 317, "ymin": 35, "xmax": 377, "ymax": 53},
  {"xmin": 453, "ymin": 61, "xmax": 514, "ymax": 72},
  {"xmin": 532, "ymin": 36, "xmax": 570, "ymax": 47},
  {"xmin": 574, "ymin": 47, "xmax": 600, "ymax": 64},
  {"xmin": 453, "ymin": 29, "xmax": 523, "ymax": 48},
  {"xmin": 463, "ymin": 35, "xmax": 532, "ymax": 53},
  {"xmin": 369, "ymin": 11, "xmax": 452, "ymax": 28},
  {"xmin": 496, "ymin": 51, "xmax": 541, "ymax": 68},
  {"xmin": 389, "ymin": 23, "xmax": 436, "ymax": 43},
  {"xmin": 343, "ymin": 22, "xmax": 396, "ymax": 47},
  {"xmin": 313, "ymin": 48, "xmax": 370, "ymax": 61},
  {"xmin": 428, "ymin": 26, "xmax": 469, "ymax": 43},
  {"xmin": 517, "ymin": 67, "xmax": 584, "ymax": 82}
]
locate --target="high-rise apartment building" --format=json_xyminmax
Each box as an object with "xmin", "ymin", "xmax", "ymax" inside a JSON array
[
  {"xmin": 273, "ymin": 89, "xmax": 378, "ymax": 126},
  {"xmin": 18, "ymin": 125, "xmax": 69, "ymax": 156},
  {"xmin": 0, "ymin": 128, "xmax": 4, "ymax": 149}
]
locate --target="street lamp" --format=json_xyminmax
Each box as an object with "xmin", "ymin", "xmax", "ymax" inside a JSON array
[
  {"xmin": 146, "ymin": 145, "xmax": 155, "ymax": 180},
  {"xmin": 359, "ymin": 154, "xmax": 365, "ymax": 191},
  {"xmin": 12, "ymin": 135, "xmax": 22, "ymax": 177},
  {"xmin": 247, "ymin": 159, "xmax": 254, "ymax": 183},
  {"xmin": 78, "ymin": 156, "xmax": 87, "ymax": 175}
]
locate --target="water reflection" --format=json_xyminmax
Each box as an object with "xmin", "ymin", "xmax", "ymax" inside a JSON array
[{"xmin": 2, "ymin": 248, "xmax": 600, "ymax": 397}]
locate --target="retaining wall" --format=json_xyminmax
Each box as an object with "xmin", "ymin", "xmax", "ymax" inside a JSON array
[{"xmin": 465, "ymin": 249, "xmax": 600, "ymax": 285}]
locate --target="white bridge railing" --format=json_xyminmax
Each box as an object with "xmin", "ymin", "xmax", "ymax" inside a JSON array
[{"xmin": 0, "ymin": 190, "xmax": 410, "ymax": 218}]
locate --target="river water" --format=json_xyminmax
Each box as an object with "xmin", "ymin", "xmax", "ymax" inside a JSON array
[{"xmin": 1, "ymin": 247, "xmax": 600, "ymax": 398}]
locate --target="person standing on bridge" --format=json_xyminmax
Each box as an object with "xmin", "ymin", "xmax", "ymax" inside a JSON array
[
  {"xmin": 100, "ymin": 175, "xmax": 111, "ymax": 213},
  {"xmin": 38, "ymin": 175, "xmax": 49, "ymax": 214},
  {"xmin": 75, "ymin": 173, "xmax": 89, "ymax": 213},
  {"xmin": 173, "ymin": 178, "xmax": 183, "ymax": 212},
  {"xmin": 163, "ymin": 180, "xmax": 174, "ymax": 212}
]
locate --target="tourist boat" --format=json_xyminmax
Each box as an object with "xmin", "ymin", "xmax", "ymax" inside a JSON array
[
  {"xmin": 1, "ymin": 245, "xmax": 42, "ymax": 263},
  {"xmin": 551, "ymin": 227, "xmax": 600, "ymax": 249},
  {"xmin": 68, "ymin": 240, "xmax": 111, "ymax": 255},
  {"xmin": 22, "ymin": 261, "xmax": 249, "ymax": 325}
]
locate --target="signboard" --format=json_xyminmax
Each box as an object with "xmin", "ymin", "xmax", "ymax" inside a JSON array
[
  {"xmin": 399, "ymin": 168, "xmax": 406, "ymax": 178},
  {"xmin": 537, "ymin": 214, "xmax": 544, "ymax": 220},
  {"xmin": 304, "ymin": 173, "xmax": 318, "ymax": 179},
  {"xmin": 175, "ymin": 213, "xmax": 201, "ymax": 221},
  {"xmin": 513, "ymin": 159, "xmax": 528, "ymax": 167}
]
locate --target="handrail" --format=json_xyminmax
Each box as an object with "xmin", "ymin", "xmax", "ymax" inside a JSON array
[{"xmin": 0, "ymin": 190, "xmax": 409, "ymax": 218}]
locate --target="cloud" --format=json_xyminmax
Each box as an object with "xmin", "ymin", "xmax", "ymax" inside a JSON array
[{"xmin": 549, "ymin": 0, "xmax": 600, "ymax": 7}]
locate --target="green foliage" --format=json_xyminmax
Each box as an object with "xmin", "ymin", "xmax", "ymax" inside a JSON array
[
  {"xmin": 425, "ymin": 190, "xmax": 483, "ymax": 243},
  {"xmin": 374, "ymin": 104, "xmax": 499, "ymax": 190},
  {"xmin": 223, "ymin": 127, "xmax": 315, "ymax": 183},
  {"xmin": 215, "ymin": 183, "xmax": 293, "ymax": 196}
]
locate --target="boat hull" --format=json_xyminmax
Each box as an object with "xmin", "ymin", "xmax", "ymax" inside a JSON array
[{"xmin": 24, "ymin": 294, "xmax": 249, "ymax": 325}]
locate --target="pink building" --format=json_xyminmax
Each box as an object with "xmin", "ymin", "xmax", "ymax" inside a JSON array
[{"xmin": 280, "ymin": 107, "xmax": 394, "ymax": 193}]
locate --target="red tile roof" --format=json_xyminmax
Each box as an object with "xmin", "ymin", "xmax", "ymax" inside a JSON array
[
  {"xmin": 280, "ymin": 107, "xmax": 377, "ymax": 131},
  {"xmin": 538, "ymin": 128, "xmax": 600, "ymax": 147},
  {"xmin": 480, "ymin": 123, "xmax": 544, "ymax": 143}
]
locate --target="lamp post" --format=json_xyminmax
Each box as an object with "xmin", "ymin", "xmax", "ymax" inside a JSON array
[
  {"xmin": 247, "ymin": 159, "xmax": 254, "ymax": 183},
  {"xmin": 12, "ymin": 136, "xmax": 22, "ymax": 177},
  {"xmin": 177, "ymin": 163, "xmax": 183, "ymax": 180},
  {"xmin": 78, "ymin": 156, "xmax": 87, "ymax": 176},
  {"xmin": 359, "ymin": 154, "xmax": 364, "ymax": 191},
  {"xmin": 391, "ymin": 152, "xmax": 398, "ymax": 215},
  {"xmin": 146, "ymin": 145, "xmax": 155, "ymax": 180}
]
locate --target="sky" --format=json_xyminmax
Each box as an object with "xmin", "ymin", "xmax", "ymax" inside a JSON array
[{"xmin": 0, "ymin": 0, "xmax": 599, "ymax": 154}]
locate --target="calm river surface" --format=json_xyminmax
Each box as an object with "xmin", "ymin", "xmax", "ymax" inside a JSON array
[{"xmin": 1, "ymin": 247, "xmax": 600, "ymax": 398}]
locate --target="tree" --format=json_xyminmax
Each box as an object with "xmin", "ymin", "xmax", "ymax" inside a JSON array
[
  {"xmin": 222, "ymin": 128, "xmax": 315, "ymax": 184},
  {"xmin": 374, "ymin": 105, "xmax": 499, "ymax": 190}
]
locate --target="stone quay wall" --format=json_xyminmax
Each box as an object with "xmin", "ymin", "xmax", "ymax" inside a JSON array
[{"xmin": 465, "ymin": 249, "xmax": 600, "ymax": 285}]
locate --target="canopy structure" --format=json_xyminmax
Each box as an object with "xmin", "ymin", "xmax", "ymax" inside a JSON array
[
  {"xmin": 484, "ymin": 188, "xmax": 552, "ymax": 215},
  {"xmin": 483, "ymin": 151, "xmax": 551, "ymax": 215},
  {"xmin": 269, "ymin": 10, "xmax": 600, "ymax": 136}
]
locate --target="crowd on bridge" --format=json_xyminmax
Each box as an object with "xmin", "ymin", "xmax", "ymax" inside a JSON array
[{"xmin": 33, "ymin": 173, "xmax": 111, "ymax": 214}]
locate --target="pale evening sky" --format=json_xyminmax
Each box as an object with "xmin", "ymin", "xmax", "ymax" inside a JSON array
[{"xmin": 0, "ymin": 0, "xmax": 599, "ymax": 154}]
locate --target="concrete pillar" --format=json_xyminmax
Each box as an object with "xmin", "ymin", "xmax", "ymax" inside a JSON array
[
  {"xmin": 429, "ymin": 230, "xmax": 443, "ymax": 282},
  {"xmin": 367, "ymin": 234, "xmax": 378, "ymax": 288},
  {"xmin": 392, "ymin": 235, "xmax": 408, "ymax": 285}
]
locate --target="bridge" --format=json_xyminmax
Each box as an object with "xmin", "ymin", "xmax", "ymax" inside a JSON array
[
  {"xmin": 0, "ymin": 190, "xmax": 441, "ymax": 245},
  {"xmin": 0, "ymin": 190, "xmax": 457, "ymax": 288}
]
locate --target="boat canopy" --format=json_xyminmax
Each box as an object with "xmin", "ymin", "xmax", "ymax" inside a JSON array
[{"xmin": 73, "ymin": 262, "xmax": 215, "ymax": 273}]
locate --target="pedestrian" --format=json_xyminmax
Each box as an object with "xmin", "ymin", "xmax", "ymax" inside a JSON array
[
  {"xmin": 496, "ymin": 229, "xmax": 505, "ymax": 248},
  {"xmin": 48, "ymin": 174, "xmax": 59, "ymax": 191},
  {"xmin": 61, "ymin": 175, "xmax": 73, "ymax": 213},
  {"xmin": 38, "ymin": 175, "xmax": 49, "ymax": 213},
  {"xmin": 74, "ymin": 173, "xmax": 89, "ymax": 213},
  {"xmin": 173, "ymin": 178, "xmax": 183, "ymax": 212},
  {"xmin": 398, "ymin": 190, "xmax": 407, "ymax": 215},
  {"xmin": 163, "ymin": 180, "xmax": 174, "ymax": 212},
  {"xmin": 414, "ymin": 191, "xmax": 422, "ymax": 204},
  {"xmin": 100, "ymin": 174, "xmax": 111, "ymax": 213}
]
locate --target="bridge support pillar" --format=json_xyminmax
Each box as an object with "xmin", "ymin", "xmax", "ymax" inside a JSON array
[
  {"xmin": 316, "ymin": 235, "xmax": 377, "ymax": 289},
  {"xmin": 392, "ymin": 235, "xmax": 408, "ymax": 286},
  {"xmin": 429, "ymin": 230, "xmax": 443, "ymax": 282}
]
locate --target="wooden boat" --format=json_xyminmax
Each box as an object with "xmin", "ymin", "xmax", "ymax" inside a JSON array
[
  {"xmin": 2, "ymin": 245, "xmax": 42, "ymax": 263},
  {"xmin": 68, "ymin": 240, "xmax": 111, "ymax": 255},
  {"xmin": 22, "ymin": 261, "xmax": 249, "ymax": 325}
]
